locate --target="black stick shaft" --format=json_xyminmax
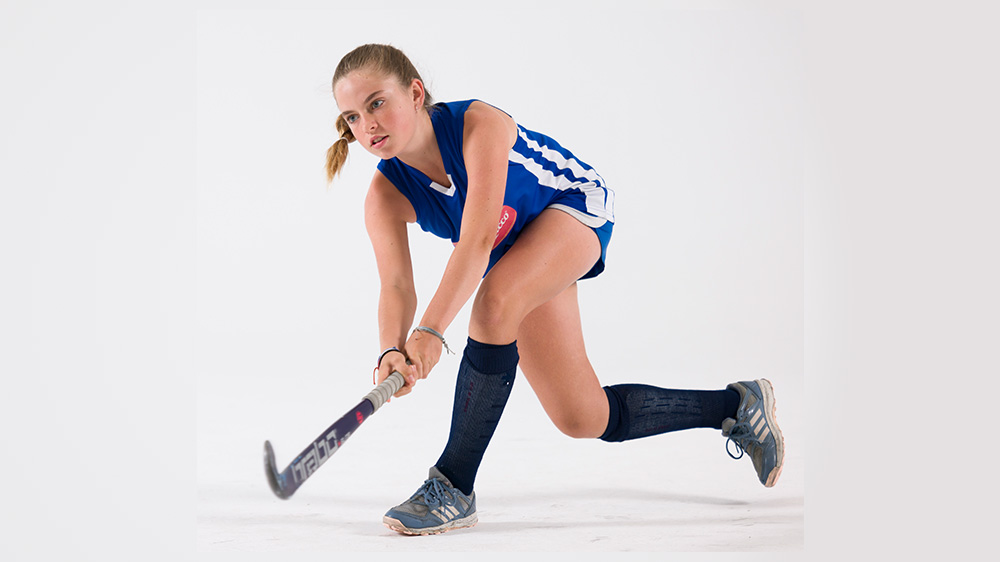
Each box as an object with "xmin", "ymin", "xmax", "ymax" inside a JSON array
[{"xmin": 265, "ymin": 371, "xmax": 405, "ymax": 499}]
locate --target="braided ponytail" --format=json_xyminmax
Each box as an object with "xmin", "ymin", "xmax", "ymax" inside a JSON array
[{"xmin": 325, "ymin": 114, "xmax": 356, "ymax": 183}]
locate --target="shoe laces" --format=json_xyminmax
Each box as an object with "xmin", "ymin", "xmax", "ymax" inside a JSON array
[
  {"xmin": 725, "ymin": 421, "xmax": 758, "ymax": 460},
  {"xmin": 416, "ymin": 478, "xmax": 457, "ymax": 508}
]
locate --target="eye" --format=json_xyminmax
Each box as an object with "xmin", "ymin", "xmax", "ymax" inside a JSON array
[
  {"xmin": 371, "ymin": 99, "xmax": 384, "ymax": 110},
  {"xmin": 345, "ymin": 114, "xmax": 358, "ymax": 124}
]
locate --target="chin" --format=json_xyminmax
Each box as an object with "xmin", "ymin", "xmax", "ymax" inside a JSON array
[{"xmin": 371, "ymin": 146, "xmax": 398, "ymax": 160}]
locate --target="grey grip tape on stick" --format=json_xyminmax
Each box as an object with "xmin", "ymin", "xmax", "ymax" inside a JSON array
[{"xmin": 363, "ymin": 371, "xmax": 405, "ymax": 413}]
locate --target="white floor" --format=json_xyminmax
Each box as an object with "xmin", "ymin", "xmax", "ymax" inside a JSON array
[{"xmin": 197, "ymin": 364, "xmax": 804, "ymax": 553}]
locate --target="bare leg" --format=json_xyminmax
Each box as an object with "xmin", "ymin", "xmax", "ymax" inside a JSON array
[
  {"xmin": 464, "ymin": 207, "xmax": 609, "ymax": 438},
  {"xmin": 468, "ymin": 208, "xmax": 602, "ymax": 345},
  {"xmin": 517, "ymin": 282, "xmax": 609, "ymax": 438}
]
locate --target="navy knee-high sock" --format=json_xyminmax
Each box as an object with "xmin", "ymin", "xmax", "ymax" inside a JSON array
[
  {"xmin": 599, "ymin": 384, "xmax": 741, "ymax": 442},
  {"xmin": 435, "ymin": 337, "xmax": 518, "ymax": 495}
]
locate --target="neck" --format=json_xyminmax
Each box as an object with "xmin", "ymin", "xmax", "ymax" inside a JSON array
[{"xmin": 396, "ymin": 109, "xmax": 440, "ymax": 173}]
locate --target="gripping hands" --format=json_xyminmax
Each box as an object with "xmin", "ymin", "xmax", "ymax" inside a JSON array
[{"xmin": 375, "ymin": 328, "xmax": 450, "ymax": 397}]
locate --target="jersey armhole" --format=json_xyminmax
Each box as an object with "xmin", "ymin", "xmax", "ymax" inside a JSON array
[{"xmin": 371, "ymin": 169, "xmax": 418, "ymax": 225}]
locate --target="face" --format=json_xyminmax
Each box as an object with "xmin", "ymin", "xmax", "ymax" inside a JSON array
[{"xmin": 334, "ymin": 69, "xmax": 423, "ymax": 159}]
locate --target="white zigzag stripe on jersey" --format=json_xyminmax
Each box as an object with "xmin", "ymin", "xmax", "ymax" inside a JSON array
[
  {"xmin": 509, "ymin": 128, "xmax": 615, "ymax": 223},
  {"xmin": 509, "ymin": 147, "xmax": 614, "ymax": 224},
  {"xmin": 516, "ymin": 129, "xmax": 607, "ymax": 185}
]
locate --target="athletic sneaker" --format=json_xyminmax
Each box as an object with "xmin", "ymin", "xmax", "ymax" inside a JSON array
[
  {"xmin": 722, "ymin": 379, "xmax": 785, "ymax": 487},
  {"xmin": 383, "ymin": 466, "xmax": 478, "ymax": 535}
]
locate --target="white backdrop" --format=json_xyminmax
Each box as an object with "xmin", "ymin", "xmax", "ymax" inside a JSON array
[
  {"xmin": 195, "ymin": 5, "xmax": 804, "ymax": 552},
  {"xmin": 5, "ymin": 0, "xmax": 996, "ymax": 559}
]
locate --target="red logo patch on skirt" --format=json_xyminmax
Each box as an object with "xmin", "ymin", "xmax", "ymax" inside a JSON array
[
  {"xmin": 493, "ymin": 205, "xmax": 516, "ymax": 249},
  {"xmin": 453, "ymin": 205, "xmax": 517, "ymax": 249}
]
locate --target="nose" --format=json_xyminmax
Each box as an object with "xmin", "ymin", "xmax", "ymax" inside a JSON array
[{"xmin": 361, "ymin": 114, "xmax": 378, "ymax": 132}]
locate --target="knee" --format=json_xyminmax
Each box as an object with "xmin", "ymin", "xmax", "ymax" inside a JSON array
[
  {"xmin": 470, "ymin": 284, "xmax": 522, "ymax": 340},
  {"xmin": 551, "ymin": 410, "xmax": 604, "ymax": 440}
]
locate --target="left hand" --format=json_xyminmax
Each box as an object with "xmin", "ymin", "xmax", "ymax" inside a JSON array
[
  {"xmin": 376, "ymin": 350, "xmax": 415, "ymax": 398},
  {"xmin": 403, "ymin": 329, "xmax": 443, "ymax": 385}
]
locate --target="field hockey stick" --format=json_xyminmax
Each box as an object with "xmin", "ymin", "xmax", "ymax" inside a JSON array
[{"xmin": 264, "ymin": 370, "xmax": 406, "ymax": 499}]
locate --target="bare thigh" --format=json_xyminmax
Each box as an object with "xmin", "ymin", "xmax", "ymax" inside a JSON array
[
  {"xmin": 469, "ymin": 208, "xmax": 601, "ymax": 344},
  {"xmin": 469, "ymin": 208, "xmax": 609, "ymax": 438}
]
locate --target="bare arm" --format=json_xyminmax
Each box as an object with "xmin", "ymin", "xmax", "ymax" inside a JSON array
[
  {"xmin": 405, "ymin": 101, "xmax": 518, "ymax": 379},
  {"xmin": 364, "ymin": 170, "xmax": 419, "ymax": 391}
]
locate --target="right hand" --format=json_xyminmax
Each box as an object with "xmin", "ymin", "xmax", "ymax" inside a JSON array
[{"xmin": 376, "ymin": 349, "xmax": 416, "ymax": 398}]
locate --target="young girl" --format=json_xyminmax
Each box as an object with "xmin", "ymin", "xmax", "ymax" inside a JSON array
[{"xmin": 327, "ymin": 43, "xmax": 784, "ymax": 536}]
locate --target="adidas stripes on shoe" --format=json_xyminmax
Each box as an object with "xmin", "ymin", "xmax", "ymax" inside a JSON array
[{"xmin": 383, "ymin": 466, "xmax": 478, "ymax": 535}]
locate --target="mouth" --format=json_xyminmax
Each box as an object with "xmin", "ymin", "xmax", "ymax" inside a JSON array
[{"xmin": 371, "ymin": 135, "xmax": 388, "ymax": 148}]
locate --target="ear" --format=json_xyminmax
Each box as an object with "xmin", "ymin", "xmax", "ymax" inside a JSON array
[{"xmin": 410, "ymin": 78, "xmax": 425, "ymax": 110}]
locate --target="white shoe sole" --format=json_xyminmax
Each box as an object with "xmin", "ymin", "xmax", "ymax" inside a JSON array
[
  {"xmin": 758, "ymin": 378, "xmax": 785, "ymax": 488},
  {"xmin": 383, "ymin": 513, "xmax": 479, "ymax": 536}
]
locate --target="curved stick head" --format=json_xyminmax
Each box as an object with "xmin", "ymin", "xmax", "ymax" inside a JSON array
[{"xmin": 264, "ymin": 440, "xmax": 291, "ymax": 499}]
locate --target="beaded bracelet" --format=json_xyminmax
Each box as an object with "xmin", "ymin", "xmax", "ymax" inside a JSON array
[{"xmin": 413, "ymin": 326, "xmax": 455, "ymax": 355}]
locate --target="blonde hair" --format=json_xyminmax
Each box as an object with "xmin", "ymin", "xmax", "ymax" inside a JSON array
[{"xmin": 326, "ymin": 44, "xmax": 434, "ymax": 183}]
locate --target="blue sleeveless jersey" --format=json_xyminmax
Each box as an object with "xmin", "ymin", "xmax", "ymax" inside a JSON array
[{"xmin": 376, "ymin": 99, "xmax": 615, "ymax": 278}]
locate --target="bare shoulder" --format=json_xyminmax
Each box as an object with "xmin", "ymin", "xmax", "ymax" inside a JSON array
[
  {"xmin": 365, "ymin": 170, "xmax": 416, "ymax": 224},
  {"xmin": 465, "ymin": 100, "xmax": 517, "ymax": 148}
]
